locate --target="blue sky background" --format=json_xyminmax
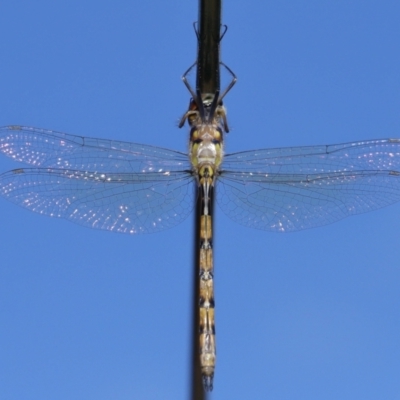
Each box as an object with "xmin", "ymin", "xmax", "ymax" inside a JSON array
[{"xmin": 1, "ymin": 1, "xmax": 400, "ymax": 399}]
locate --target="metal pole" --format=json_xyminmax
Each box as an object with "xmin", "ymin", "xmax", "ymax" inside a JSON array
[
  {"xmin": 196, "ymin": 0, "xmax": 222, "ymax": 97},
  {"xmin": 191, "ymin": 2, "xmax": 222, "ymax": 399}
]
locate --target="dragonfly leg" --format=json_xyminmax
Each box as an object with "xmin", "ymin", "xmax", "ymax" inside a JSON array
[{"xmin": 219, "ymin": 61, "xmax": 237, "ymax": 102}]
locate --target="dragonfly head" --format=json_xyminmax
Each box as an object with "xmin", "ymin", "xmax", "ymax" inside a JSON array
[{"xmin": 179, "ymin": 90, "xmax": 229, "ymax": 133}]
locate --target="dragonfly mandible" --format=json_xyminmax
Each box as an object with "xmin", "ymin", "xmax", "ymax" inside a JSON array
[{"xmin": 2, "ymin": 66, "xmax": 400, "ymax": 391}]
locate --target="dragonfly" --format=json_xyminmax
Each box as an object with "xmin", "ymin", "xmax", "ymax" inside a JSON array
[{"xmin": 2, "ymin": 66, "xmax": 400, "ymax": 391}]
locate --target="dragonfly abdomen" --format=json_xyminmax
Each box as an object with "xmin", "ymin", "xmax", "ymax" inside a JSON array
[{"xmin": 198, "ymin": 173, "xmax": 216, "ymax": 391}]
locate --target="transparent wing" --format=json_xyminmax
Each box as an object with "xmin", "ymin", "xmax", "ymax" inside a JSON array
[
  {"xmin": 0, "ymin": 126, "xmax": 195, "ymax": 234},
  {"xmin": 0, "ymin": 168, "xmax": 194, "ymax": 234},
  {"xmin": 218, "ymin": 139, "xmax": 400, "ymax": 231},
  {"xmin": 0, "ymin": 125, "xmax": 190, "ymax": 172}
]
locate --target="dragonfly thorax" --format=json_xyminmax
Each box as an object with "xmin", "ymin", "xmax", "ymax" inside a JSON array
[
  {"xmin": 189, "ymin": 124, "xmax": 224, "ymax": 171},
  {"xmin": 180, "ymin": 97, "xmax": 228, "ymax": 181}
]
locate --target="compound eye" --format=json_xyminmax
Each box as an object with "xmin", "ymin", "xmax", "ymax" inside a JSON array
[{"xmin": 187, "ymin": 111, "xmax": 200, "ymax": 125}]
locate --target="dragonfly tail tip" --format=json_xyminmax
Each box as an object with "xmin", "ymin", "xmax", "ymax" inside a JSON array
[{"xmin": 202, "ymin": 374, "xmax": 214, "ymax": 392}]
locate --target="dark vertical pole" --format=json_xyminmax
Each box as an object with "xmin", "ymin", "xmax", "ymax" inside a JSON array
[
  {"xmin": 196, "ymin": 0, "xmax": 222, "ymax": 97},
  {"xmin": 191, "ymin": 1, "xmax": 222, "ymax": 399}
]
